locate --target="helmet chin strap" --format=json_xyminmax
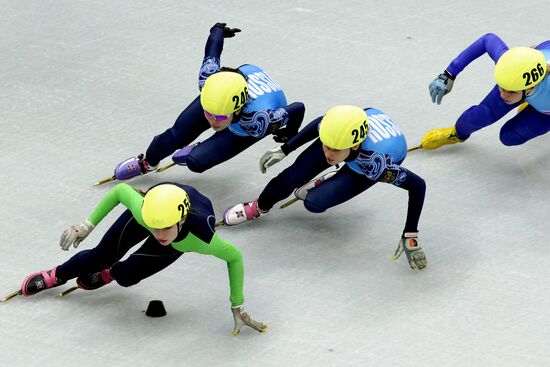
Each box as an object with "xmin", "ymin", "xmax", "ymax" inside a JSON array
[
  {"xmin": 524, "ymin": 86, "xmax": 537, "ymax": 98},
  {"xmin": 345, "ymin": 147, "xmax": 361, "ymax": 162},
  {"xmin": 232, "ymin": 107, "xmax": 243, "ymax": 121},
  {"xmin": 176, "ymin": 217, "xmax": 187, "ymax": 234}
]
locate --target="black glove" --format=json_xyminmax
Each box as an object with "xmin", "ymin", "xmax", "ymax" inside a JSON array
[
  {"xmin": 211, "ymin": 23, "xmax": 241, "ymax": 38},
  {"xmin": 272, "ymin": 126, "xmax": 299, "ymax": 143}
]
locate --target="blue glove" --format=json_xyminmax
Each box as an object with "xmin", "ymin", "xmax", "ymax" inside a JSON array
[{"xmin": 429, "ymin": 70, "xmax": 455, "ymax": 105}]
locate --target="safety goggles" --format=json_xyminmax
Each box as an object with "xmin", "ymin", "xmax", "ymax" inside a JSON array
[{"xmin": 204, "ymin": 110, "xmax": 232, "ymax": 121}]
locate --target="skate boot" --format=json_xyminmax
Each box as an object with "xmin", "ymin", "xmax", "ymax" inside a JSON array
[
  {"xmin": 21, "ymin": 266, "xmax": 65, "ymax": 296},
  {"xmin": 114, "ymin": 154, "xmax": 157, "ymax": 181},
  {"xmin": 76, "ymin": 269, "xmax": 113, "ymax": 290},
  {"xmin": 172, "ymin": 143, "xmax": 198, "ymax": 166},
  {"xmin": 223, "ymin": 199, "xmax": 269, "ymax": 226},
  {"xmin": 294, "ymin": 171, "xmax": 337, "ymax": 200},
  {"xmin": 420, "ymin": 126, "xmax": 465, "ymax": 150}
]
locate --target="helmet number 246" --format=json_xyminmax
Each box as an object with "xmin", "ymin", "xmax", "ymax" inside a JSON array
[{"xmin": 232, "ymin": 87, "xmax": 248, "ymax": 111}]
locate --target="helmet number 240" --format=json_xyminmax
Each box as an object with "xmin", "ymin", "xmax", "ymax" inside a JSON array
[{"xmin": 523, "ymin": 63, "xmax": 545, "ymax": 87}]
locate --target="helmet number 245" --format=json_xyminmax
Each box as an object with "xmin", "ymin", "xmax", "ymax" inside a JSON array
[{"xmin": 351, "ymin": 120, "xmax": 369, "ymax": 144}]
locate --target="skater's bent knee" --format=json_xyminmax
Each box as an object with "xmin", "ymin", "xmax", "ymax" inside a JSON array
[
  {"xmin": 499, "ymin": 131, "xmax": 525, "ymax": 146},
  {"xmin": 185, "ymin": 154, "xmax": 208, "ymax": 173},
  {"xmin": 303, "ymin": 199, "xmax": 326, "ymax": 213},
  {"xmin": 115, "ymin": 277, "xmax": 141, "ymax": 288}
]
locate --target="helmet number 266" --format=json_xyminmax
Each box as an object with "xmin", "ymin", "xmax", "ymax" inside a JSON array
[{"xmin": 523, "ymin": 63, "xmax": 545, "ymax": 87}]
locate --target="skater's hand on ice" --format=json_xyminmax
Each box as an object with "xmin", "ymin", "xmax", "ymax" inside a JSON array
[
  {"xmin": 211, "ymin": 23, "xmax": 241, "ymax": 38},
  {"xmin": 60, "ymin": 219, "xmax": 95, "ymax": 251},
  {"xmin": 259, "ymin": 146, "xmax": 286, "ymax": 174},
  {"xmin": 392, "ymin": 232, "xmax": 427, "ymax": 271},
  {"xmin": 429, "ymin": 70, "xmax": 454, "ymax": 104},
  {"xmin": 231, "ymin": 305, "xmax": 267, "ymax": 335}
]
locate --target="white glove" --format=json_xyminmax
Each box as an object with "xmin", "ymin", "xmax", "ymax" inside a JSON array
[
  {"xmin": 60, "ymin": 219, "xmax": 95, "ymax": 251},
  {"xmin": 231, "ymin": 305, "xmax": 267, "ymax": 335},
  {"xmin": 259, "ymin": 146, "xmax": 286, "ymax": 174},
  {"xmin": 391, "ymin": 232, "xmax": 427, "ymax": 271},
  {"xmin": 429, "ymin": 70, "xmax": 455, "ymax": 105}
]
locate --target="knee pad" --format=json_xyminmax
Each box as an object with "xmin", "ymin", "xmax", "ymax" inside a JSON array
[
  {"xmin": 109, "ymin": 267, "xmax": 141, "ymax": 288},
  {"xmin": 114, "ymin": 276, "xmax": 141, "ymax": 288},
  {"xmin": 185, "ymin": 153, "xmax": 207, "ymax": 173},
  {"xmin": 499, "ymin": 130, "xmax": 524, "ymax": 146},
  {"xmin": 303, "ymin": 197, "xmax": 327, "ymax": 213}
]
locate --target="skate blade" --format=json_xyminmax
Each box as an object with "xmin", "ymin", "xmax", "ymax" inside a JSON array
[
  {"xmin": 94, "ymin": 176, "xmax": 116, "ymax": 186},
  {"xmin": 156, "ymin": 162, "xmax": 176, "ymax": 173},
  {"xmin": 1, "ymin": 290, "xmax": 22, "ymax": 303},
  {"xmin": 56, "ymin": 286, "xmax": 78, "ymax": 298},
  {"xmin": 214, "ymin": 220, "xmax": 225, "ymax": 227},
  {"xmin": 407, "ymin": 144, "xmax": 422, "ymax": 152},
  {"xmin": 279, "ymin": 197, "xmax": 299, "ymax": 209}
]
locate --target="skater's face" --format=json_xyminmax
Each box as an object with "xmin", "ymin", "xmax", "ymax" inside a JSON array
[
  {"xmin": 150, "ymin": 220, "xmax": 184, "ymax": 246},
  {"xmin": 204, "ymin": 110, "xmax": 234, "ymax": 131},
  {"xmin": 322, "ymin": 144, "xmax": 361, "ymax": 165},
  {"xmin": 322, "ymin": 144, "xmax": 353, "ymax": 165},
  {"xmin": 498, "ymin": 87, "xmax": 525, "ymax": 104}
]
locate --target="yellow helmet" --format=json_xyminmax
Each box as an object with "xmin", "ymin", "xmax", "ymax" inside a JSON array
[
  {"xmin": 319, "ymin": 106, "xmax": 369, "ymax": 149},
  {"xmin": 494, "ymin": 47, "xmax": 547, "ymax": 91},
  {"xmin": 141, "ymin": 184, "xmax": 190, "ymax": 229},
  {"xmin": 200, "ymin": 71, "xmax": 248, "ymax": 115}
]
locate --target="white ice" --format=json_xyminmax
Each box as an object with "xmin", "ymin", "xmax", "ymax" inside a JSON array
[{"xmin": 1, "ymin": 1, "xmax": 549, "ymax": 366}]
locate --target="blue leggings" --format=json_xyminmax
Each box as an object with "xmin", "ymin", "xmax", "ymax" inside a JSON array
[
  {"xmin": 258, "ymin": 139, "xmax": 377, "ymax": 213},
  {"xmin": 56, "ymin": 210, "xmax": 183, "ymax": 287},
  {"xmin": 456, "ymin": 40, "xmax": 550, "ymax": 145},
  {"xmin": 455, "ymin": 86, "xmax": 550, "ymax": 145},
  {"xmin": 145, "ymin": 96, "xmax": 261, "ymax": 172}
]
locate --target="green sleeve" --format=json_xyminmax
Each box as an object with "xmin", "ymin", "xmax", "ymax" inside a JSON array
[
  {"xmin": 210, "ymin": 233, "xmax": 244, "ymax": 306},
  {"xmin": 87, "ymin": 183, "xmax": 146, "ymax": 227},
  {"xmin": 207, "ymin": 233, "xmax": 245, "ymax": 307}
]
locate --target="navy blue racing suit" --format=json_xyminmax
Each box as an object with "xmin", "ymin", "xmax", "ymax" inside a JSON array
[
  {"xmin": 257, "ymin": 108, "xmax": 426, "ymax": 234},
  {"xmin": 144, "ymin": 26, "xmax": 305, "ymax": 172}
]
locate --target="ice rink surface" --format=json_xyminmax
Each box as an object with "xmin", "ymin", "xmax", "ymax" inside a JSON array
[{"xmin": 1, "ymin": 1, "xmax": 549, "ymax": 366}]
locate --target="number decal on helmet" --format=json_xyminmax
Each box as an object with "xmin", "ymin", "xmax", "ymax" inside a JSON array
[
  {"xmin": 351, "ymin": 120, "xmax": 369, "ymax": 144},
  {"xmin": 537, "ymin": 63, "xmax": 546, "ymax": 76},
  {"xmin": 523, "ymin": 63, "xmax": 544, "ymax": 87},
  {"xmin": 177, "ymin": 204, "xmax": 185, "ymax": 219},
  {"xmin": 232, "ymin": 87, "xmax": 248, "ymax": 111},
  {"xmin": 178, "ymin": 197, "xmax": 190, "ymax": 219}
]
